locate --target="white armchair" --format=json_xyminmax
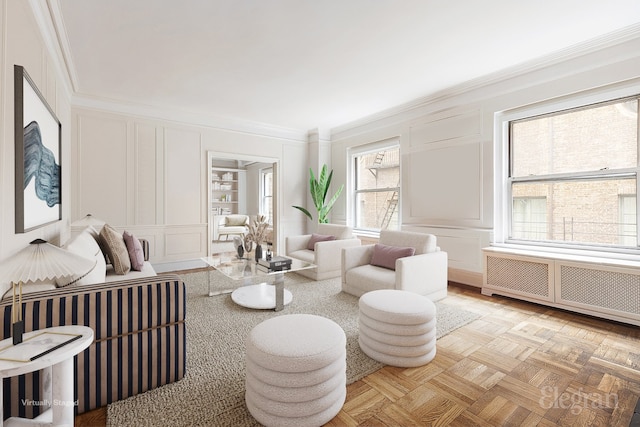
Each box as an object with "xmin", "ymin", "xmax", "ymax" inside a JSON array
[
  {"xmin": 213, "ymin": 214, "xmax": 249, "ymax": 240},
  {"xmin": 341, "ymin": 230, "xmax": 448, "ymax": 301},
  {"xmin": 286, "ymin": 224, "xmax": 361, "ymax": 281}
]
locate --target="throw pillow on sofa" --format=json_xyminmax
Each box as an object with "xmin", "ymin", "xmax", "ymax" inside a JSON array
[
  {"xmin": 370, "ymin": 243, "xmax": 415, "ymax": 270},
  {"xmin": 123, "ymin": 231, "xmax": 145, "ymax": 271},
  {"xmin": 100, "ymin": 224, "xmax": 131, "ymax": 275},
  {"xmin": 58, "ymin": 226, "xmax": 106, "ymax": 286},
  {"xmin": 306, "ymin": 233, "xmax": 336, "ymax": 251}
]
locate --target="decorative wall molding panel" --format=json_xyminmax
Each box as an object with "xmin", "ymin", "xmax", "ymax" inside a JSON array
[
  {"xmin": 408, "ymin": 108, "xmax": 482, "ymax": 147},
  {"xmin": 403, "ymin": 225, "xmax": 491, "ymax": 285}
]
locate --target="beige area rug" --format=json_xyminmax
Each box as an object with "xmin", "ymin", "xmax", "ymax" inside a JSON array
[{"xmin": 107, "ymin": 271, "xmax": 480, "ymax": 426}]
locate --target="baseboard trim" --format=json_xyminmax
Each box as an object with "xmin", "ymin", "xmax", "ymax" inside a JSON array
[{"xmin": 448, "ymin": 268, "xmax": 482, "ymax": 288}]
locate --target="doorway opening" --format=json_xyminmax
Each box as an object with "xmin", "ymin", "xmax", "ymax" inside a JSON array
[{"xmin": 207, "ymin": 152, "xmax": 279, "ymax": 256}]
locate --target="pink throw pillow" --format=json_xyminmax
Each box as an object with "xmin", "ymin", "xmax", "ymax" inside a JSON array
[
  {"xmin": 370, "ymin": 243, "xmax": 415, "ymax": 270},
  {"xmin": 123, "ymin": 231, "xmax": 145, "ymax": 271},
  {"xmin": 306, "ymin": 233, "xmax": 336, "ymax": 251}
]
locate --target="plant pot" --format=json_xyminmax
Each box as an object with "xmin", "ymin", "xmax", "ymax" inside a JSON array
[{"xmin": 254, "ymin": 244, "xmax": 262, "ymax": 261}]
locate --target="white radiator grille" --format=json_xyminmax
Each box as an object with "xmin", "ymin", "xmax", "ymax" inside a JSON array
[
  {"xmin": 486, "ymin": 256, "xmax": 550, "ymax": 297},
  {"xmin": 559, "ymin": 265, "xmax": 640, "ymax": 314}
]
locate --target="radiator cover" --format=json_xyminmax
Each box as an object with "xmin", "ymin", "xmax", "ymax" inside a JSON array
[
  {"xmin": 482, "ymin": 248, "xmax": 640, "ymax": 326},
  {"xmin": 558, "ymin": 263, "xmax": 640, "ymax": 316},
  {"xmin": 485, "ymin": 255, "xmax": 552, "ymax": 300}
]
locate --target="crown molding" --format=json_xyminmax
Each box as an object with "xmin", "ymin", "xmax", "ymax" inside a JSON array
[
  {"xmin": 28, "ymin": 0, "xmax": 73, "ymax": 97},
  {"xmin": 45, "ymin": 0, "xmax": 78, "ymax": 92},
  {"xmin": 307, "ymin": 128, "xmax": 332, "ymax": 143},
  {"xmin": 32, "ymin": 2, "xmax": 640, "ymax": 144},
  {"xmin": 331, "ymin": 23, "xmax": 640, "ymax": 138},
  {"xmin": 34, "ymin": 0, "xmax": 309, "ymax": 143},
  {"xmin": 71, "ymin": 93, "xmax": 309, "ymax": 142}
]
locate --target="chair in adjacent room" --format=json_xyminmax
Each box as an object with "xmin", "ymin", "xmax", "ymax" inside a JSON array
[
  {"xmin": 213, "ymin": 214, "xmax": 249, "ymax": 240},
  {"xmin": 341, "ymin": 229, "xmax": 448, "ymax": 301}
]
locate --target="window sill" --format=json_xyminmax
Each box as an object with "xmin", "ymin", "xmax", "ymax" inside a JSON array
[
  {"xmin": 486, "ymin": 243, "xmax": 640, "ymax": 268},
  {"xmin": 354, "ymin": 229, "xmax": 380, "ymax": 238},
  {"xmin": 354, "ymin": 229, "xmax": 380, "ymax": 245}
]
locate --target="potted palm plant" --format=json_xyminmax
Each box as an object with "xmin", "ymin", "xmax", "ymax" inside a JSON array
[{"xmin": 293, "ymin": 164, "xmax": 344, "ymax": 223}]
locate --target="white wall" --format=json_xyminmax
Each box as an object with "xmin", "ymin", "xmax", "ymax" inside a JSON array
[
  {"xmin": 245, "ymin": 162, "xmax": 272, "ymax": 216},
  {"xmin": 70, "ymin": 107, "xmax": 308, "ymax": 262},
  {"xmin": 0, "ymin": 0, "xmax": 72, "ymax": 259},
  {"xmin": 331, "ymin": 32, "xmax": 640, "ymax": 286}
]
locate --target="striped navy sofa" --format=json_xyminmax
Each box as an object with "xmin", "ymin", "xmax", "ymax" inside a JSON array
[{"xmin": 1, "ymin": 273, "xmax": 187, "ymax": 420}]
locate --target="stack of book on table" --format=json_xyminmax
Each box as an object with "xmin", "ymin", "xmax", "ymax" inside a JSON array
[{"xmin": 257, "ymin": 256, "xmax": 292, "ymax": 272}]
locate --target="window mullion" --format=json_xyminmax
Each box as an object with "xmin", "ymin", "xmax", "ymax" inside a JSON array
[
  {"xmin": 512, "ymin": 169, "xmax": 637, "ymax": 183},
  {"xmin": 354, "ymin": 187, "xmax": 400, "ymax": 194}
]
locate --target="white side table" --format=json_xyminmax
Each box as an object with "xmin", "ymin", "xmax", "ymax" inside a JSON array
[{"xmin": 0, "ymin": 325, "xmax": 94, "ymax": 427}]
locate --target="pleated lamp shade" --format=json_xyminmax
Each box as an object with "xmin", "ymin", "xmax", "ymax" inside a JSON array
[
  {"xmin": 0, "ymin": 239, "xmax": 96, "ymax": 344},
  {"xmin": 0, "ymin": 238, "xmax": 96, "ymax": 285},
  {"xmin": 71, "ymin": 213, "xmax": 106, "ymax": 230}
]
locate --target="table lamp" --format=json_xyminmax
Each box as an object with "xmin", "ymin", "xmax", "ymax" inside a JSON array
[
  {"xmin": 71, "ymin": 213, "xmax": 105, "ymax": 228},
  {"xmin": 70, "ymin": 213, "xmax": 106, "ymax": 237},
  {"xmin": 0, "ymin": 239, "xmax": 96, "ymax": 345}
]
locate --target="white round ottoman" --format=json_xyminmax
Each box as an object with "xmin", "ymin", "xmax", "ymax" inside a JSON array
[
  {"xmin": 245, "ymin": 314, "xmax": 346, "ymax": 427},
  {"xmin": 359, "ymin": 289, "xmax": 437, "ymax": 367}
]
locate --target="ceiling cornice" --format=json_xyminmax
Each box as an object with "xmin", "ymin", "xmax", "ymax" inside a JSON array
[
  {"xmin": 32, "ymin": 2, "xmax": 640, "ymax": 144},
  {"xmin": 33, "ymin": 0, "xmax": 309, "ymax": 143},
  {"xmin": 331, "ymin": 23, "xmax": 640, "ymax": 138},
  {"xmin": 71, "ymin": 94, "xmax": 310, "ymax": 142},
  {"xmin": 28, "ymin": 0, "xmax": 73, "ymax": 97},
  {"xmin": 45, "ymin": 0, "xmax": 78, "ymax": 92}
]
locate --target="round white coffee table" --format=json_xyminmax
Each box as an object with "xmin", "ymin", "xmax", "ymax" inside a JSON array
[{"xmin": 231, "ymin": 283, "xmax": 293, "ymax": 309}]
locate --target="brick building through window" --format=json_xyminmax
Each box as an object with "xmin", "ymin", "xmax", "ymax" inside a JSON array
[{"xmin": 509, "ymin": 97, "xmax": 639, "ymax": 248}]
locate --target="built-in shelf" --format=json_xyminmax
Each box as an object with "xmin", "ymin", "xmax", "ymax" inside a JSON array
[
  {"xmin": 210, "ymin": 168, "xmax": 245, "ymax": 214},
  {"xmin": 208, "ymin": 164, "xmax": 247, "ymax": 247}
]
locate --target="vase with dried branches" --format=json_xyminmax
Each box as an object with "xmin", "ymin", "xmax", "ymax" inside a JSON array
[{"xmin": 244, "ymin": 215, "xmax": 270, "ymax": 261}]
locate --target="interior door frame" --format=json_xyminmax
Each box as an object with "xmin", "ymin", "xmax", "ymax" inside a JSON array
[{"xmin": 207, "ymin": 151, "xmax": 280, "ymax": 255}]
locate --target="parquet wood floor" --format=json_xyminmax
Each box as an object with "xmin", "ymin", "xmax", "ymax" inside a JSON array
[{"xmin": 76, "ymin": 283, "xmax": 640, "ymax": 426}]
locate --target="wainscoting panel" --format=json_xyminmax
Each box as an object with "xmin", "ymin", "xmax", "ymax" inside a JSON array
[
  {"xmin": 165, "ymin": 232, "xmax": 202, "ymax": 255},
  {"xmin": 164, "ymin": 127, "xmax": 202, "ymax": 225},
  {"xmin": 134, "ymin": 232, "xmax": 157, "ymax": 260},
  {"xmin": 76, "ymin": 115, "xmax": 129, "ymax": 225},
  {"xmin": 403, "ymin": 226, "xmax": 491, "ymax": 287},
  {"xmin": 164, "ymin": 227, "xmax": 206, "ymax": 261},
  {"xmin": 92, "ymin": 225, "xmax": 208, "ymax": 263},
  {"xmin": 134, "ymin": 123, "xmax": 158, "ymax": 225},
  {"xmin": 403, "ymin": 226, "xmax": 489, "ymax": 270}
]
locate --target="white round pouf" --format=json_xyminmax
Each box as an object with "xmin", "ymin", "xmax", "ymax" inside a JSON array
[
  {"xmin": 358, "ymin": 289, "xmax": 437, "ymax": 367},
  {"xmin": 245, "ymin": 314, "xmax": 346, "ymax": 427}
]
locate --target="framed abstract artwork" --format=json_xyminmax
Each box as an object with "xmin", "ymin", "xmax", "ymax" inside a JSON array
[{"xmin": 14, "ymin": 65, "xmax": 62, "ymax": 233}]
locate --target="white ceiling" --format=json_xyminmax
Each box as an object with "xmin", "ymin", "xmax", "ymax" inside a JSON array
[{"xmin": 54, "ymin": 0, "xmax": 640, "ymax": 133}]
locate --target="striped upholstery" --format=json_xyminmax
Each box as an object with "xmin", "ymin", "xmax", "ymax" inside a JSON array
[{"xmin": 1, "ymin": 274, "xmax": 186, "ymax": 419}]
